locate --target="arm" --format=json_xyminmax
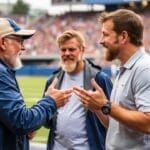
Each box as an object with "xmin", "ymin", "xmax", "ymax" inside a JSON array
[
  {"xmin": 109, "ymin": 103, "xmax": 150, "ymax": 133},
  {"xmin": 111, "ymin": 68, "xmax": 150, "ymax": 133},
  {"xmin": 42, "ymin": 76, "xmax": 55, "ymax": 128},
  {"xmin": 0, "ymin": 71, "xmax": 72, "ymax": 135},
  {"xmin": 94, "ymin": 109, "xmax": 109, "ymax": 128},
  {"xmin": 73, "ymin": 71, "xmax": 113, "ymax": 128},
  {"xmin": 74, "ymin": 78, "xmax": 150, "ymax": 134},
  {"xmin": 94, "ymin": 72, "xmax": 112, "ymax": 127},
  {"xmin": 43, "ymin": 74, "xmax": 72, "ymax": 128}
]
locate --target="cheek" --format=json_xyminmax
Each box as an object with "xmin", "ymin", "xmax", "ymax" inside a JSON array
[
  {"xmin": 13, "ymin": 42, "xmax": 22, "ymax": 49},
  {"xmin": 9, "ymin": 43, "xmax": 21, "ymax": 52},
  {"xmin": 11, "ymin": 49, "xmax": 18, "ymax": 55},
  {"xmin": 60, "ymin": 53, "xmax": 63, "ymax": 59},
  {"xmin": 102, "ymin": 37, "xmax": 110, "ymax": 45},
  {"xmin": 106, "ymin": 38, "xmax": 117, "ymax": 47},
  {"xmin": 9, "ymin": 49, "xmax": 20, "ymax": 57},
  {"xmin": 76, "ymin": 53, "xmax": 82, "ymax": 60}
]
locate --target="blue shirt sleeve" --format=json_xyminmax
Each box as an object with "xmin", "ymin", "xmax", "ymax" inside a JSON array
[{"xmin": 0, "ymin": 66, "xmax": 57, "ymax": 136}]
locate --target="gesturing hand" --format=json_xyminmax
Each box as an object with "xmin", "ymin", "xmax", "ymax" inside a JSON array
[
  {"xmin": 45, "ymin": 78, "xmax": 72, "ymax": 108},
  {"xmin": 73, "ymin": 78, "xmax": 107, "ymax": 111}
]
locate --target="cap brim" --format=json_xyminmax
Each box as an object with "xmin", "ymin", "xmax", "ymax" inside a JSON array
[{"xmin": 12, "ymin": 29, "xmax": 36, "ymax": 39}]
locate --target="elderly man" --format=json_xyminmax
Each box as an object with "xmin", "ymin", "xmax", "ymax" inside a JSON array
[{"xmin": 0, "ymin": 18, "xmax": 72, "ymax": 150}]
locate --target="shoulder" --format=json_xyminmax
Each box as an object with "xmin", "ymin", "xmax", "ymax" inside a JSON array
[
  {"xmin": 0, "ymin": 61, "xmax": 7, "ymax": 72},
  {"xmin": 96, "ymin": 71, "xmax": 111, "ymax": 82},
  {"xmin": 95, "ymin": 71, "xmax": 112, "ymax": 88},
  {"xmin": 134, "ymin": 67, "xmax": 150, "ymax": 87},
  {"xmin": 133, "ymin": 53, "xmax": 150, "ymax": 78},
  {"xmin": 135, "ymin": 53, "xmax": 150, "ymax": 69},
  {"xmin": 85, "ymin": 59, "xmax": 112, "ymax": 83},
  {"xmin": 95, "ymin": 70, "xmax": 113, "ymax": 99},
  {"xmin": 85, "ymin": 59, "xmax": 101, "ymax": 77},
  {"xmin": 86, "ymin": 59, "xmax": 101, "ymax": 71},
  {"xmin": 46, "ymin": 67, "xmax": 62, "ymax": 84},
  {"xmin": 0, "ymin": 61, "xmax": 10, "ymax": 78}
]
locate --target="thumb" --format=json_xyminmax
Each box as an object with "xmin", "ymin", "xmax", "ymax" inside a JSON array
[
  {"xmin": 49, "ymin": 77, "xmax": 58, "ymax": 89},
  {"xmin": 91, "ymin": 78, "xmax": 103, "ymax": 93}
]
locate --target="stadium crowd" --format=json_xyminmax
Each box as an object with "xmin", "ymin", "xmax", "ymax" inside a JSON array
[
  {"xmin": 2, "ymin": 8, "xmax": 150, "ymax": 67},
  {"xmin": 26, "ymin": 12, "xmax": 102, "ymax": 57}
]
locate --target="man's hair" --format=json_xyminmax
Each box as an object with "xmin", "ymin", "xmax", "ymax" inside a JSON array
[
  {"xmin": 56, "ymin": 30, "xmax": 86, "ymax": 48},
  {"xmin": 99, "ymin": 9, "xmax": 144, "ymax": 46}
]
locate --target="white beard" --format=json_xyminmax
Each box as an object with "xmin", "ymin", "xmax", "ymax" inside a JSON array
[
  {"xmin": 60, "ymin": 60, "xmax": 77, "ymax": 73},
  {"xmin": 14, "ymin": 56, "xmax": 23, "ymax": 70}
]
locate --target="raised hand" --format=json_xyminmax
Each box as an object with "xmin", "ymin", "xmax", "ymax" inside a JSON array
[
  {"xmin": 45, "ymin": 78, "xmax": 72, "ymax": 108},
  {"xmin": 73, "ymin": 78, "xmax": 107, "ymax": 111}
]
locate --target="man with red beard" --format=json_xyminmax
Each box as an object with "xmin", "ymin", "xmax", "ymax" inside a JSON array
[
  {"xmin": 73, "ymin": 9, "xmax": 150, "ymax": 150},
  {"xmin": 44, "ymin": 30, "xmax": 112, "ymax": 150}
]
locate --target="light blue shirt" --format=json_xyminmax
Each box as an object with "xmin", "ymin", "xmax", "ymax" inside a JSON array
[
  {"xmin": 53, "ymin": 71, "xmax": 89, "ymax": 150},
  {"xmin": 106, "ymin": 49, "xmax": 150, "ymax": 150}
]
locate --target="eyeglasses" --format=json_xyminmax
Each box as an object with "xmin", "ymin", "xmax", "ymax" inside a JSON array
[{"xmin": 4, "ymin": 36, "xmax": 24, "ymax": 45}]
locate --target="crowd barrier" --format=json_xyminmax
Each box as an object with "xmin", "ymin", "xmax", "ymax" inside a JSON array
[{"xmin": 16, "ymin": 65, "xmax": 112, "ymax": 77}]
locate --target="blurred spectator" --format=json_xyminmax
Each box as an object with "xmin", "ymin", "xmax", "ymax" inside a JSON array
[{"xmin": 3, "ymin": 8, "xmax": 150, "ymax": 68}]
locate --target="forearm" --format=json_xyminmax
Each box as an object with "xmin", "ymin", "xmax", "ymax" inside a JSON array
[
  {"xmin": 0, "ymin": 96, "xmax": 57, "ymax": 135},
  {"xmin": 110, "ymin": 103, "xmax": 150, "ymax": 134},
  {"xmin": 95, "ymin": 110, "xmax": 109, "ymax": 128}
]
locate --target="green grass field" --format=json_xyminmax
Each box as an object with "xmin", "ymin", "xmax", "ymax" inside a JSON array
[{"xmin": 17, "ymin": 76, "xmax": 49, "ymax": 144}]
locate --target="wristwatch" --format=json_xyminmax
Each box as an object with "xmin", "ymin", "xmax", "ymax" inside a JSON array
[{"xmin": 101, "ymin": 101, "xmax": 111, "ymax": 115}]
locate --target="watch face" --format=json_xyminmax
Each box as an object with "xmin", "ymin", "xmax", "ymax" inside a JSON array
[
  {"xmin": 101, "ymin": 101, "xmax": 111, "ymax": 115},
  {"xmin": 102, "ymin": 106, "xmax": 110, "ymax": 115}
]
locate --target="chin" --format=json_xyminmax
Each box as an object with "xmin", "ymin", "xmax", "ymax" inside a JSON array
[
  {"xmin": 62, "ymin": 65, "xmax": 76, "ymax": 73},
  {"xmin": 14, "ymin": 57, "xmax": 23, "ymax": 70},
  {"xmin": 106, "ymin": 57, "xmax": 114, "ymax": 61},
  {"xmin": 61, "ymin": 61, "xmax": 77, "ymax": 73},
  {"xmin": 106, "ymin": 52, "xmax": 117, "ymax": 61}
]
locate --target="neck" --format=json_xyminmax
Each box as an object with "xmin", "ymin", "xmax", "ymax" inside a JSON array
[{"xmin": 119, "ymin": 44, "xmax": 141, "ymax": 65}]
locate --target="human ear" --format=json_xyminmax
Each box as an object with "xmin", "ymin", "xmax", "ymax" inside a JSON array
[
  {"xmin": 0, "ymin": 38, "xmax": 6, "ymax": 51},
  {"xmin": 120, "ymin": 31, "xmax": 128, "ymax": 44}
]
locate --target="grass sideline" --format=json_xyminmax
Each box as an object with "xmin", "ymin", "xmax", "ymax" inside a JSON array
[{"xmin": 17, "ymin": 76, "xmax": 49, "ymax": 144}]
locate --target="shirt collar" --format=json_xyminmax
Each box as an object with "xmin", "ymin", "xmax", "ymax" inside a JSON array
[{"xmin": 0, "ymin": 59, "xmax": 16, "ymax": 73}]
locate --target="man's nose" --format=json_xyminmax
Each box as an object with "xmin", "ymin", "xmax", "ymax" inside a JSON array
[
  {"xmin": 21, "ymin": 44, "xmax": 25, "ymax": 51},
  {"xmin": 64, "ymin": 49, "xmax": 71, "ymax": 55},
  {"xmin": 99, "ymin": 36, "xmax": 104, "ymax": 45}
]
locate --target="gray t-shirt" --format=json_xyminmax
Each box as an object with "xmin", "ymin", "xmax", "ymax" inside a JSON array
[
  {"xmin": 106, "ymin": 49, "xmax": 150, "ymax": 150},
  {"xmin": 53, "ymin": 71, "xmax": 89, "ymax": 150}
]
